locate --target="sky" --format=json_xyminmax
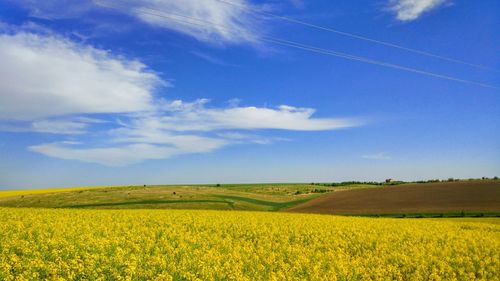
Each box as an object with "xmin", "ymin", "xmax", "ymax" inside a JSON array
[{"xmin": 0, "ymin": 0, "xmax": 499, "ymax": 189}]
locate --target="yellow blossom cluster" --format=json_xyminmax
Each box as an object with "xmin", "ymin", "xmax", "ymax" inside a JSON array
[{"xmin": 0, "ymin": 208, "xmax": 498, "ymax": 280}]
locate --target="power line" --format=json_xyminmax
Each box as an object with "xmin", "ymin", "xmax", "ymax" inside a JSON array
[
  {"xmin": 95, "ymin": 1, "xmax": 499, "ymax": 90},
  {"xmin": 265, "ymin": 38, "xmax": 498, "ymax": 89},
  {"xmin": 215, "ymin": 0, "xmax": 498, "ymax": 73}
]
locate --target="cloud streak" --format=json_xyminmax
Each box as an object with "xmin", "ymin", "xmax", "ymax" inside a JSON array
[
  {"xmin": 387, "ymin": 0, "xmax": 449, "ymax": 22},
  {"xmin": 31, "ymin": 120, "xmax": 89, "ymax": 135},
  {"xmin": 362, "ymin": 152, "xmax": 391, "ymax": 160},
  {"xmin": 12, "ymin": 0, "xmax": 267, "ymax": 46},
  {"xmin": 28, "ymin": 142, "xmax": 197, "ymax": 166},
  {"xmin": 96, "ymin": 0, "xmax": 263, "ymax": 46}
]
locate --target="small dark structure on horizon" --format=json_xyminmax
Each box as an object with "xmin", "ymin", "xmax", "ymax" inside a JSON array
[{"xmin": 385, "ymin": 179, "xmax": 395, "ymax": 183}]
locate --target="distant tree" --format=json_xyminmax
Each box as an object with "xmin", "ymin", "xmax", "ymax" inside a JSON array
[{"xmin": 494, "ymin": 176, "xmax": 499, "ymax": 180}]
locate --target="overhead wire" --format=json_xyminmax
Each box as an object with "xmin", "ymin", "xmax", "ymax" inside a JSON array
[
  {"xmin": 95, "ymin": 0, "xmax": 499, "ymax": 90},
  {"xmin": 215, "ymin": 0, "xmax": 498, "ymax": 72}
]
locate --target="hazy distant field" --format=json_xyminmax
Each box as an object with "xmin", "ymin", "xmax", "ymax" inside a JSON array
[
  {"xmin": 0, "ymin": 186, "xmax": 106, "ymax": 199},
  {"xmin": 0, "ymin": 183, "xmax": 371, "ymax": 211},
  {"xmin": 1, "ymin": 208, "xmax": 498, "ymax": 280}
]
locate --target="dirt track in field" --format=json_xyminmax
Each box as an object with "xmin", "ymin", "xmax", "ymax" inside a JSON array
[{"xmin": 286, "ymin": 180, "xmax": 500, "ymax": 214}]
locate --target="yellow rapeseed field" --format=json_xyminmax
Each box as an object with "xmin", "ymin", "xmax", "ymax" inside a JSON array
[
  {"xmin": 0, "ymin": 186, "xmax": 109, "ymax": 199},
  {"xmin": 0, "ymin": 208, "xmax": 498, "ymax": 280}
]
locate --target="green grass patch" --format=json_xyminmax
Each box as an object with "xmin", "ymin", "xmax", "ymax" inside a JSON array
[
  {"xmin": 61, "ymin": 199, "xmax": 232, "ymax": 209},
  {"xmin": 214, "ymin": 195, "xmax": 319, "ymax": 211},
  {"xmin": 0, "ymin": 184, "xmax": 328, "ymax": 212}
]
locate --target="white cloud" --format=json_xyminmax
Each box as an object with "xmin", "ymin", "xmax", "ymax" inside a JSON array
[
  {"xmin": 97, "ymin": 0, "xmax": 263, "ymax": 45},
  {"xmin": 110, "ymin": 125, "xmax": 229, "ymax": 151},
  {"xmin": 217, "ymin": 132, "xmax": 285, "ymax": 145},
  {"xmin": 11, "ymin": 0, "xmax": 265, "ymax": 45},
  {"xmin": 387, "ymin": 0, "xmax": 449, "ymax": 22},
  {"xmin": 32, "ymin": 120, "xmax": 88, "ymax": 135},
  {"xmin": 29, "ymin": 125, "xmax": 229, "ymax": 165},
  {"xmin": 0, "ymin": 31, "xmax": 164, "ymax": 120},
  {"xmin": 30, "ymin": 117, "xmax": 105, "ymax": 135},
  {"xmin": 154, "ymin": 100, "xmax": 363, "ymax": 131},
  {"xmin": 0, "ymin": 28, "xmax": 364, "ymax": 166},
  {"xmin": 190, "ymin": 51, "xmax": 236, "ymax": 66},
  {"xmin": 362, "ymin": 152, "xmax": 391, "ymax": 160},
  {"xmin": 29, "ymin": 143, "xmax": 178, "ymax": 166},
  {"xmin": 27, "ymin": 100, "xmax": 363, "ymax": 166}
]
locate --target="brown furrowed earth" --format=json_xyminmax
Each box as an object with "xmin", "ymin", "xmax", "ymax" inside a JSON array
[{"xmin": 286, "ymin": 180, "xmax": 500, "ymax": 215}]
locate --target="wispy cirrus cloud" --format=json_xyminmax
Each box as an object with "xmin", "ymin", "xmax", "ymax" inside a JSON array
[
  {"xmin": 11, "ymin": 0, "xmax": 266, "ymax": 46},
  {"xmin": 387, "ymin": 0, "xmax": 450, "ymax": 22},
  {"xmin": 118, "ymin": 0, "xmax": 263, "ymax": 45},
  {"xmin": 190, "ymin": 51, "xmax": 236, "ymax": 66}
]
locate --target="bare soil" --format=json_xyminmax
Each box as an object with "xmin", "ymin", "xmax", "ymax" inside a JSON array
[{"xmin": 286, "ymin": 180, "xmax": 500, "ymax": 215}]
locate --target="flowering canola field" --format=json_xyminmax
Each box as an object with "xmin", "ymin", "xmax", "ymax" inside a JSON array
[
  {"xmin": 0, "ymin": 186, "xmax": 107, "ymax": 199},
  {"xmin": 0, "ymin": 208, "xmax": 498, "ymax": 280}
]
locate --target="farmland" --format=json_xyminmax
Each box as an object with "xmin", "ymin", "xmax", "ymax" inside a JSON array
[
  {"xmin": 1, "ymin": 180, "xmax": 498, "ymax": 217},
  {"xmin": 0, "ymin": 186, "xmax": 108, "ymax": 199},
  {"xmin": 1, "ymin": 180, "xmax": 499, "ymax": 280},
  {"xmin": 286, "ymin": 180, "xmax": 500, "ymax": 216},
  {"xmin": 0, "ymin": 183, "xmax": 370, "ymax": 211},
  {"xmin": 1, "ymin": 207, "xmax": 499, "ymax": 280}
]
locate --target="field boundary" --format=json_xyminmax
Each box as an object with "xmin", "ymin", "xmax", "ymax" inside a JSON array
[{"xmin": 339, "ymin": 211, "xmax": 500, "ymax": 218}]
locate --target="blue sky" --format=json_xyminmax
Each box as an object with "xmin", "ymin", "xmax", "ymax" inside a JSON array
[{"xmin": 0, "ymin": 0, "xmax": 499, "ymax": 189}]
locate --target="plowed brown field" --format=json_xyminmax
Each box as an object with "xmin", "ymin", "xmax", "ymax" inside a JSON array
[{"xmin": 286, "ymin": 180, "xmax": 500, "ymax": 215}]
